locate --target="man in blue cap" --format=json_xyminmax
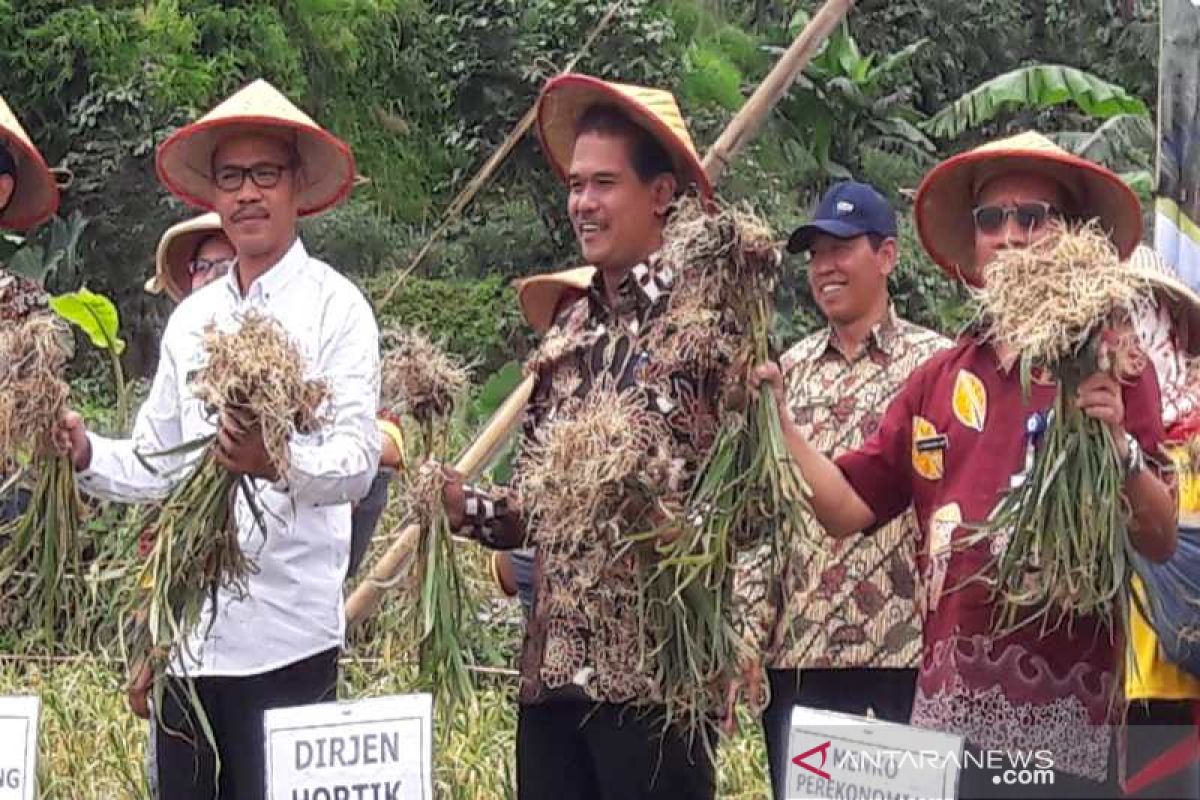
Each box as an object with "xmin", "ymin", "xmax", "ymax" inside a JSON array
[{"xmin": 738, "ymin": 180, "xmax": 950, "ymax": 800}]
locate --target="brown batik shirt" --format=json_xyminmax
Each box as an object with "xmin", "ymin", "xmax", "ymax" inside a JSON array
[
  {"xmin": 741, "ymin": 308, "xmax": 949, "ymax": 670},
  {"xmin": 0, "ymin": 267, "xmax": 50, "ymax": 322},
  {"xmin": 472, "ymin": 255, "xmax": 736, "ymax": 705}
]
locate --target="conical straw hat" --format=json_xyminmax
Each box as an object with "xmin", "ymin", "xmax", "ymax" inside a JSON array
[
  {"xmin": 156, "ymin": 79, "xmax": 355, "ymax": 217},
  {"xmin": 1125, "ymin": 244, "xmax": 1200, "ymax": 357},
  {"xmin": 0, "ymin": 94, "xmax": 59, "ymax": 230},
  {"xmin": 915, "ymin": 131, "xmax": 1142, "ymax": 285},
  {"xmin": 146, "ymin": 212, "xmax": 226, "ymax": 303},
  {"xmin": 515, "ymin": 266, "xmax": 597, "ymax": 333},
  {"xmin": 536, "ymin": 74, "xmax": 712, "ymax": 200}
]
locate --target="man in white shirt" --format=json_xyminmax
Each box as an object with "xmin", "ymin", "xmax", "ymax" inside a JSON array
[{"xmin": 57, "ymin": 80, "xmax": 380, "ymax": 800}]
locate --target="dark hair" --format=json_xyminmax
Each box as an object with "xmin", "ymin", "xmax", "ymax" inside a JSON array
[
  {"xmin": 575, "ymin": 104, "xmax": 677, "ymax": 185},
  {"xmin": 190, "ymin": 232, "xmax": 233, "ymax": 264},
  {"xmin": 865, "ymin": 233, "xmax": 888, "ymax": 251},
  {"xmin": 0, "ymin": 143, "xmax": 15, "ymax": 215},
  {"xmin": 0, "ymin": 142, "xmax": 15, "ymax": 179}
]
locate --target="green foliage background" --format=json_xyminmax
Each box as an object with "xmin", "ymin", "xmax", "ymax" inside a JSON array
[
  {"xmin": 0, "ymin": 1, "xmax": 1168, "ymax": 796},
  {"xmin": 0, "ymin": 0, "xmax": 1161, "ymax": 378}
]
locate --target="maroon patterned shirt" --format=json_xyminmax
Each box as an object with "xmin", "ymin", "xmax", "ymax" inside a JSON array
[{"xmin": 837, "ymin": 335, "xmax": 1166, "ymax": 781}]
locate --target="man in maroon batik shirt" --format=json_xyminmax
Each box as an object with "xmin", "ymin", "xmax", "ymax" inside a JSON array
[{"xmin": 753, "ymin": 133, "xmax": 1180, "ymax": 799}]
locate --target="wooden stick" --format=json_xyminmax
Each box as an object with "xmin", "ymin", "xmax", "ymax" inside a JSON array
[
  {"xmin": 346, "ymin": 374, "xmax": 535, "ymax": 623},
  {"xmin": 347, "ymin": 0, "xmax": 855, "ymax": 626},
  {"xmin": 373, "ymin": 0, "xmax": 629, "ymax": 311},
  {"xmin": 701, "ymin": 0, "xmax": 856, "ymax": 184}
]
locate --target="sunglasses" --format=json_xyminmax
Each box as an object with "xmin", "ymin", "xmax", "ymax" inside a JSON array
[
  {"xmin": 188, "ymin": 257, "xmax": 236, "ymax": 278},
  {"xmin": 972, "ymin": 202, "xmax": 1060, "ymax": 233}
]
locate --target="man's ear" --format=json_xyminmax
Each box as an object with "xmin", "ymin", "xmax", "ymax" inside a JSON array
[
  {"xmin": 0, "ymin": 174, "xmax": 14, "ymax": 214},
  {"xmin": 651, "ymin": 173, "xmax": 678, "ymax": 217},
  {"xmin": 878, "ymin": 237, "xmax": 899, "ymax": 278}
]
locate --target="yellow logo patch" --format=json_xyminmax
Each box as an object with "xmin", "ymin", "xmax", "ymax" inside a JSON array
[
  {"xmin": 911, "ymin": 415, "xmax": 945, "ymax": 480},
  {"xmin": 951, "ymin": 369, "xmax": 987, "ymax": 432}
]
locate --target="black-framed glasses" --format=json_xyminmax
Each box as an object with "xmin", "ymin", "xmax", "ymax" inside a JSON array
[
  {"xmin": 213, "ymin": 162, "xmax": 291, "ymax": 192},
  {"xmin": 972, "ymin": 202, "xmax": 1059, "ymax": 234},
  {"xmin": 188, "ymin": 257, "xmax": 235, "ymax": 277}
]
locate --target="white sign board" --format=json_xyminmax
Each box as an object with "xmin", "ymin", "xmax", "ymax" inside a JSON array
[
  {"xmin": 0, "ymin": 696, "xmax": 39, "ymax": 800},
  {"xmin": 787, "ymin": 705, "xmax": 963, "ymax": 800},
  {"xmin": 264, "ymin": 694, "xmax": 433, "ymax": 800}
]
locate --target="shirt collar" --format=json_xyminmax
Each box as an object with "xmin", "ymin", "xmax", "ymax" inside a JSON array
[
  {"xmin": 586, "ymin": 252, "xmax": 671, "ymax": 321},
  {"xmin": 223, "ymin": 237, "xmax": 307, "ymax": 303},
  {"xmin": 820, "ymin": 305, "xmax": 901, "ymax": 361}
]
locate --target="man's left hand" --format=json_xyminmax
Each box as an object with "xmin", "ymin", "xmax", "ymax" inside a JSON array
[
  {"xmin": 1076, "ymin": 372, "xmax": 1128, "ymax": 457},
  {"xmin": 214, "ymin": 406, "xmax": 280, "ymax": 481}
]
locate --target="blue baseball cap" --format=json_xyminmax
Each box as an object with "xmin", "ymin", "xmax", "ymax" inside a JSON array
[{"xmin": 787, "ymin": 181, "xmax": 898, "ymax": 253}]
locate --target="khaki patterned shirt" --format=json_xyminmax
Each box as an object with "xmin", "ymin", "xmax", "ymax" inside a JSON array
[
  {"xmin": 761, "ymin": 309, "xmax": 949, "ymax": 669},
  {"xmin": 481, "ymin": 256, "xmax": 737, "ymax": 705}
]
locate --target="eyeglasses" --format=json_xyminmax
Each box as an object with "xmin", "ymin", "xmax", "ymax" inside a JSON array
[
  {"xmin": 188, "ymin": 257, "xmax": 235, "ymax": 277},
  {"xmin": 972, "ymin": 202, "xmax": 1059, "ymax": 234},
  {"xmin": 213, "ymin": 162, "xmax": 291, "ymax": 192}
]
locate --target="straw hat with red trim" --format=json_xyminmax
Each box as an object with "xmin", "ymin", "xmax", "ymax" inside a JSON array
[
  {"xmin": 144, "ymin": 212, "xmax": 227, "ymax": 303},
  {"xmin": 536, "ymin": 74, "xmax": 713, "ymax": 202},
  {"xmin": 1125, "ymin": 244, "xmax": 1200, "ymax": 357},
  {"xmin": 156, "ymin": 79, "xmax": 355, "ymax": 217},
  {"xmin": 515, "ymin": 266, "xmax": 597, "ymax": 334},
  {"xmin": 915, "ymin": 131, "xmax": 1142, "ymax": 286},
  {"xmin": 0, "ymin": 94, "xmax": 59, "ymax": 230},
  {"xmin": 521, "ymin": 75, "xmax": 710, "ymax": 332}
]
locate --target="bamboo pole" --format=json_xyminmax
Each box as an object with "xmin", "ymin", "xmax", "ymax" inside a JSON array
[
  {"xmin": 346, "ymin": 374, "xmax": 535, "ymax": 623},
  {"xmin": 701, "ymin": 0, "xmax": 856, "ymax": 184},
  {"xmin": 374, "ymin": 0, "xmax": 629, "ymax": 311},
  {"xmin": 347, "ymin": 0, "xmax": 855, "ymax": 626}
]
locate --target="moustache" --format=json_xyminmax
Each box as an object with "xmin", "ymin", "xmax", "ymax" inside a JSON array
[{"xmin": 232, "ymin": 205, "xmax": 269, "ymax": 223}]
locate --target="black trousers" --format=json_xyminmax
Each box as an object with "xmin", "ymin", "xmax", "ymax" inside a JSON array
[
  {"xmin": 156, "ymin": 648, "xmax": 339, "ymax": 800},
  {"xmin": 0, "ymin": 485, "xmax": 29, "ymax": 524},
  {"xmin": 1123, "ymin": 699, "xmax": 1200, "ymax": 800},
  {"xmin": 956, "ymin": 745, "xmax": 1116, "ymax": 799},
  {"xmin": 347, "ymin": 468, "xmax": 393, "ymax": 578},
  {"xmin": 517, "ymin": 701, "xmax": 716, "ymax": 800},
  {"xmin": 762, "ymin": 667, "xmax": 917, "ymax": 800}
]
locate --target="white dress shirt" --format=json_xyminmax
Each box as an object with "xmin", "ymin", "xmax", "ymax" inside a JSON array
[{"xmin": 79, "ymin": 238, "xmax": 381, "ymax": 676}]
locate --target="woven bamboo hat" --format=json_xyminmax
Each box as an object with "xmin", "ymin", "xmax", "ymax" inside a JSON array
[
  {"xmin": 144, "ymin": 212, "xmax": 227, "ymax": 302},
  {"xmin": 0, "ymin": 94, "xmax": 59, "ymax": 230},
  {"xmin": 156, "ymin": 79, "xmax": 355, "ymax": 216},
  {"xmin": 515, "ymin": 266, "xmax": 597, "ymax": 333},
  {"xmin": 1125, "ymin": 244, "xmax": 1200, "ymax": 357},
  {"xmin": 536, "ymin": 74, "xmax": 712, "ymax": 200},
  {"xmin": 916, "ymin": 131, "xmax": 1142, "ymax": 285}
]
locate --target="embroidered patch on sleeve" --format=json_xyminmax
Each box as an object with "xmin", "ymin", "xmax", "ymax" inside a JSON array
[
  {"xmin": 912, "ymin": 415, "xmax": 946, "ymax": 480},
  {"xmin": 951, "ymin": 369, "xmax": 987, "ymax": 432}
]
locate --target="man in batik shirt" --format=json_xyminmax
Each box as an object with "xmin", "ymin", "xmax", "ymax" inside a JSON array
[
  {"xmin": 748, "ymin": 181, "xmax": 949, "ymax": 800},
  {"xmin": 442, "ymin": 75, "xmax": 728, "ymax": 800}
]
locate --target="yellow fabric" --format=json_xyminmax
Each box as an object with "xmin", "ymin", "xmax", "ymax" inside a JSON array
[
  {"xmin": 1126, "ymin": 445, "xmax": 1200, "ymax": 700},
  {"xmin": 1127, "ymin": 577, "xmax": 1200, "ymax": 700},
  {"xmin": 376, "ymin": 419, "xmax": 405, "ymax": 470}
]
